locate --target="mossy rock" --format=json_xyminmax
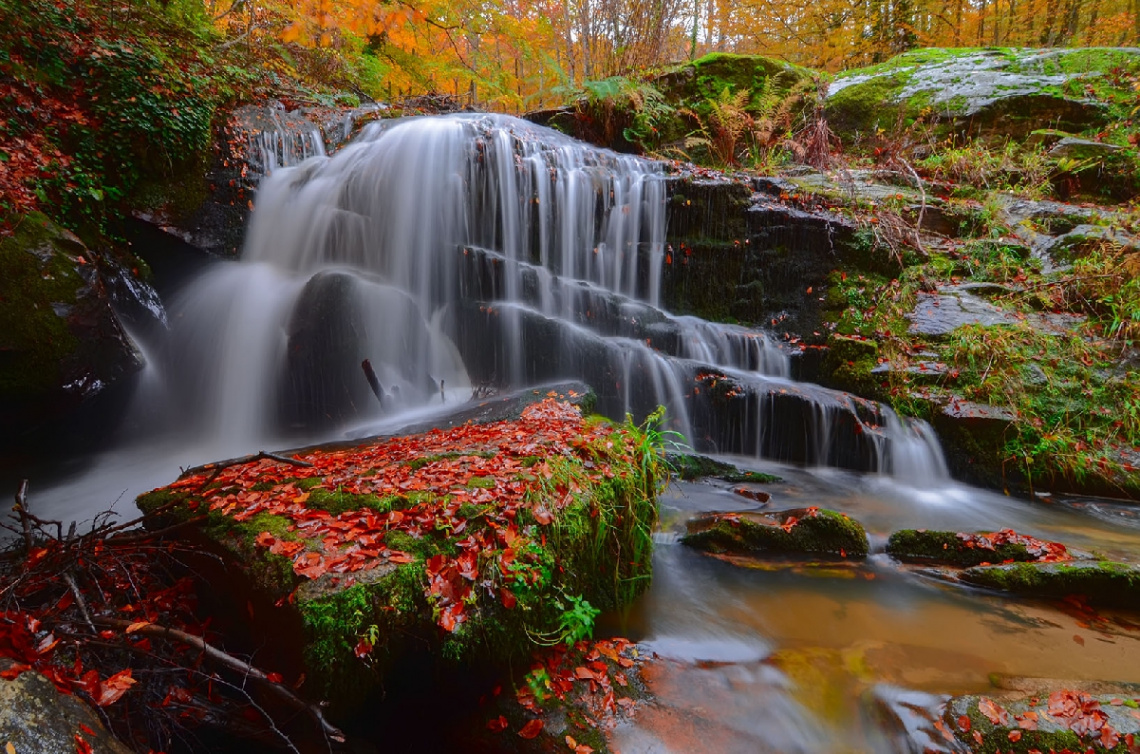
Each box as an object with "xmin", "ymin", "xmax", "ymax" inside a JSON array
[
  {"xmin": 821, "ymin": 334, "xmax": 882, "ymax": 399},
  {"xmin": 668, "ymin": 453, "xmax": 782, "ymax": 484},
  {"xmin": 0, "ymin": 212, "xmax": 142, "ymax": 436},
  {"xmin": 886, "ymin": 529, "xmax": 1069, "ymax": 567},
  {"xmin": 682, "ymin": 508, "xmax": 869, "ymax": 559},
  {"xmin": 944, "ymin": 692, "xmax": 1140, "ymax": 753},
  {"xmin": 961, "ymin": 561, "xmax": 1140, "ymax": 609},
  {"xmin": 136, "ymin": 401, "xmax": 662, "ymax": 712},
  {"xmin": 825, "ymin": 47, "xmax": 1136, "ymax": 144}
]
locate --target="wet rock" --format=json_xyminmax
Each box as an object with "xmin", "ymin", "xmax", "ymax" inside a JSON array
[
  {"xmin": 938, "ymin": 399, "xmax": 1017, "ymax": 433},
  {"xmin": 886, "ymin": 529, "xmax": 1071, "ymax": 567},
  {"xmin": 944, "ymin": 691, "xmax": 1140, "ymax": 753},
  {"xmin": 865, "ymin": 685, "xmax": 954, "ymax": 754},
  {"xmin": 141, "ymin": 99, "xmax": 378, "ymax": 257},
  {"xmin": 825, "ymin": 48, "xmax": 1134, "ymax": 142},
  {"xmin": 1036, "ymin": 223, "xmax": 1138, "ymax": 267},
  {"xmin": 0, "ymin": 213, "xmax": 145, "ymax": 442},
  {"xmin": 668, "ymin": 454, "xmax": 782, "ymax": 484},
  {"xmin": 1049, "ymin": 137, "xmax": 1124, "ymax": 160},
  {"xmin": 682, "ymin": 508, "xmax": 869, "ymax": 559},
  {"xmin": 907, "ymin": 290, "xmax": 1021, "ymax": 336},
  {"xmin": 961, "ymin": 561, "xmax": 1140, "ymax": 609},
  {"xmin": 0, "ymin": 660, "xmax": 132, "ymax": 754},
  {"xmin": 282, "ymin": 269, "xmax": 448, "ymax": 431}
]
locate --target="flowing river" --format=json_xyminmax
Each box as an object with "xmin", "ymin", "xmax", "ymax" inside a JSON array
[{"xmin": 13, "ymin": 113, "xmax": 1140, "ymax": 752}]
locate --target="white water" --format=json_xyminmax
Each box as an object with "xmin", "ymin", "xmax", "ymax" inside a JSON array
[{"xmin": 28, "ymin": 113, "xmax": 952, "ymax": 524}]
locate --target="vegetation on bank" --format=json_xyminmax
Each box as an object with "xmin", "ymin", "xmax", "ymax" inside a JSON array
[{"xmin": 138, "ymin": 398, "xmax": 665, "ymax": 706}]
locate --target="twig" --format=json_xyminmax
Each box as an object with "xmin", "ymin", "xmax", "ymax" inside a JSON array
[
  {"xmin": 62, "ymin": 571, "xmax": 96, "ymax": 633},
  {"xmin": 108, "ymin": 516, "xmax": 208, "ymax": 545},
  {"xmin": 14, "ymin": 479, "xmax": 32, "ymax": 552},
  {"xmin": 94, "ymin": 618, "xmax": 346, "ymax": 744}
]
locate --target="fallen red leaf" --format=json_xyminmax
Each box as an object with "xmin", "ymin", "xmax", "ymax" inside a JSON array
[{"xmin": 518, "ymin": 718, "xmax": 543, "ymax": 739}]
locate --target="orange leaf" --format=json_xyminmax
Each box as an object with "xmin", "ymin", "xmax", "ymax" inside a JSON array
[
  {"xmin": 94, "ymin": 669, "xmax": 136, "ymax": 706},
  {"xmin": 126, "ymin": 621, "xmax": 151, "ymax": 634},
  {"xmin": 518, "ymin": 718, "xmax": 543, "ymax": 739}
]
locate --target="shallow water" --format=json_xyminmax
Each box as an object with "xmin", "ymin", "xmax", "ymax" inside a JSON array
[{"xmin": 606, "ymin": 462, "xmax": 1140, "ymax": 753}]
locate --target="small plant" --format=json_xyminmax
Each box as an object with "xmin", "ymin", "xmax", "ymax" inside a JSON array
[{"xmin": 526, "ymin": 592, "xmax": 600, "ymax": 647}]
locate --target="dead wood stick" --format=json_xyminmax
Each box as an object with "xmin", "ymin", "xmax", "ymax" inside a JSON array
[
  {"xmin": 107, "ymin": 515, "xmax": 208, "ymax": 544},
  {"xmin": 181, "ymin": 451, "xmax": 314, "ymax": 480},
  {"xmin": 94, "ymin": 618, "xmax": 346, "ymax": 743},
  {"xmin": 14, "ymin": 479, "xmax": 32, "ymax": 552},
  {"xmin": 361, "ymin": 359, "xmax": 384, "ymax": 407},
  {"xmin": 62, "ymin": 571, "xmax": 97, "ymax": 633}
]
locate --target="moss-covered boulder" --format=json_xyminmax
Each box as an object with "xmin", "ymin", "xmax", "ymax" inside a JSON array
[
  {"xmin": 137, "ymin": 399, "xmax": 661, "ymax": 712},
  {"xmin": 668, "ymin": 453, "xmax": 781, "ymax": 484},
  {"xmin": 944, "ymin": 691, "xmax": 1140, "ymax": 753},
  {"xmin": 682, "ymin": 508, "xmax": 868, "ymax": 559},
  {"xmin": 527, "ymin": 53, "xmax": 815, "ymax": 154},
  {"xmin": 961, "ymin": 561, "xmax": 1140, "ymax": 609},
  {"xmin": 0, "ymin": 212, "xmax": 143, "ymax": 438},
  {"xmin": 886, "ymin": 529, "xmax": 1071, "ymax": 567},
  {"xmin": 826, "ymin": 47, "xmax": 1138, "ymax": 143}
]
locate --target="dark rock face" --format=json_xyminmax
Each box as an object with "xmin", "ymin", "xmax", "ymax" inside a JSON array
[
  {"xmin": 282, "ymin": 270, "xmax": 441, "ymax": 431},
  {"xmin": 0, "ymin": 214, "xmax": 146, "ymax": 442},
  {"xmin": 661, "ymin": 174, "xmax": 858, "ymax": 337},
  {"xmin": 139, "ymin": 101, "xmax": 378, "ymax": 258},
  {"xmin": 0, "ymin": 661, "xmax": 132, "ymax": 754}
]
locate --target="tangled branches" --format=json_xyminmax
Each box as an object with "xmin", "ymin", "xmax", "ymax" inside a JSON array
[{"xmin": 0, "ymin": 481, "xmax": 345, "ymax": 753}]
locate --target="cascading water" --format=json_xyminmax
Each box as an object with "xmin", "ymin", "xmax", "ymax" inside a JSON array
[{"xmin": 161, "ymin": 112, "xmax": 946, "ymax": 480}]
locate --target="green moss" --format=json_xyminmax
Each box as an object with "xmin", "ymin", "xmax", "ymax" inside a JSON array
[
  {"xmin": 962, "ymin": 561, "xmax": 1140, "ymax": 609},
  {"xmin": 886, "ymin": 529, "xmax": 1043, "ymax": 567},
  {"xmin": 668, "ymin": 453, "xmax": 782, "ymax": 483},
  {"xmin": 0, "ymin": 213, "xmax": 85, "ymax": 395},
  {"xmin": 306, "ymin": 487, "xmax": 397, "ymax": 516},
  {"xmin": 683, "ymin": 509, "xmax": 869, "ymax": 559}
]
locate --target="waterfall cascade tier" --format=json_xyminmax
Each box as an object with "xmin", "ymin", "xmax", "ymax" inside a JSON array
[{"xmin": 162, "ymin": 113, "xmax": 948, "ymax": 481}]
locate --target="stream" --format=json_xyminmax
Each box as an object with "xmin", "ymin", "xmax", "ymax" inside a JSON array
[{"xmin": 11, "ymin": 113, "xmax": 1140, "ymax": 752}]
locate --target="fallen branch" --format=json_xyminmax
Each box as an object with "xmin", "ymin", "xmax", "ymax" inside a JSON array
[
  {"xmin": 181, "ymin": 450, "xmax": 314, "ymax": 480},
  {"xmin": 95, "ymin": 618, "xmax": 346, "ymax": 744}
]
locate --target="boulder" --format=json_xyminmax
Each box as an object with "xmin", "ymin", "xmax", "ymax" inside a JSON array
[
  {"xmin": 825, "ymin": 48, "xmax": 1138, "ymax": 143},
  {"xmin": 0, "ymin": 661, "xmax": 132, "ymax": 754},
  {"xmin": 682, "ymin": 508, "xmax": 869, "ymax": 559},
  {"xmin": 0, "ymin": 213, "xmax": 144, "ymax": 441},
  {"xmin": 526, "ymin": 53, "xmax": 815, "ymax": 154},
  {"xmin": 886, "ymin": 528, "xmax": 1071, "ymax": 567},
  {"xmin": 944, "ymin": 691, "xmax": 1140, "ymax": 753},
  {"xmin": 136, "ymin": 399, "xmax": 660, "ymax": 713},
  {"xmin": 961, "ymin": 560, "xmax": 1140, "ymax": 609}
]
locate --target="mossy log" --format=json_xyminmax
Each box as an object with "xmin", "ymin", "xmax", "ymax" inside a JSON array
[
  {"xmin": 682, "ymin": 508, "xmax": 869, "ymax": 559},
  {"xmin": 136, "ymin": 399, "xmax": 662, "ymax": 712}
]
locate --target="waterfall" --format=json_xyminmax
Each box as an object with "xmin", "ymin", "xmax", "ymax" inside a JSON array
[{"xmin": 161, "ymin": 112, "xmax": 949, "ymax": 482}]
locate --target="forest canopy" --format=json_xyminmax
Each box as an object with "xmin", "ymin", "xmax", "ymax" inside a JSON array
[{"xmin": 208, "ymin": 0, "xmax": 1140, "ymax": 110}]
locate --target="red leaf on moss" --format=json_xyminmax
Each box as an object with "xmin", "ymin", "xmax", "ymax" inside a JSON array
[
  {"xmin": 500, "ymin": 589, "xmax": 517, "ymax": 609},
  {"xmin": 486, "ymin": 715, "xmax": 508, "ymax": 732}
]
